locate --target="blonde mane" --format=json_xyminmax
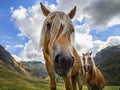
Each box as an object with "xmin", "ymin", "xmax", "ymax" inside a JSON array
[{"xmin": 40, "ymin": 11, "xmax": 75, "ymax": 48}]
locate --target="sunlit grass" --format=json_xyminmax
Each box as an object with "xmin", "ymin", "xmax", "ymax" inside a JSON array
[{"xmin": 0, "ymin": 62, "xmax": 120, "ymax": 90}]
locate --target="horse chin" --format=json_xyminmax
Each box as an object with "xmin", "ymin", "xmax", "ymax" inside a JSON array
[
  {"xmin": 54, "ymin": 65, "xmax": 71, "ymax": 77},
  {"xmin": 84, "ymin": 65, "xmax": 90, "ymax": 72},
  {"xmin": 85, "ymin": 70, "xmax": 89, "ymax": 72}
]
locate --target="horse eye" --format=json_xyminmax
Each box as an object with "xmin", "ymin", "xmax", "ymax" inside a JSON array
[
  {"xmin": 47, "ymin": 22, "xmax": 52, "ymax": 30},
  {"xmin": 88, "ymin": 57, "xmax": 91, "ymax": 60},
  {"xmin": 71, "ymin": 28, "xmax": 74, "ymax": 33},
  {"xmin": 82, "ymin": 58, "xmax": 84, "ymax": 60}
]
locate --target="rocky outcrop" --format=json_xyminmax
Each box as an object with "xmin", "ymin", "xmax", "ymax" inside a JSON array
[{"xmin": 0, "ymin": 44, "xmax": 26, "ymax": 73}]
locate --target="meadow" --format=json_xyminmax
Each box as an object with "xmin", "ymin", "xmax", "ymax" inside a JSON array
[
  {"xmin": 0, "ymin": 60, "xmax": 120, "ymax": 90},
  {"xmin": 0, "ymin": 78, "xmax": 120, "ymax": 90}
]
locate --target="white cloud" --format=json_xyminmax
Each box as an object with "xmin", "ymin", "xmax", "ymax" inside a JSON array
[
  {"xmin": 83, "ymin": 0, "xmax": 120, "ymax": 29},
  {"xmin": 5, "ymin": 45, "xmax": 11, "ymax": 50},
  {"xmin": 56, "ymin": 0, "xmax": 91, "ymax": 21},
  {"xmin": 74, "ymin": 24, "xmax": 120, "ymax": 56},
  {"xmin": 107, "ymin": 16, "xmax": 120, "ymax": 27},
  {"xmin": 75, "ymin": 23, "xmax": 90, "ymax": 35},
  {"xmin": 91, "ymin": 40, "xmax": 105, "ymax": 56},
  {"xmin": 5, "ymin": 44, "xmax": 24, "ymax": 53},
  {"xmin": 11, "ymin": 6, "xmax": 27, "ymax": 20},
  {"xmin": 14, "ymin": 44, "xmax": 24, "ymax": 48},
  {"xmin": 19, "ymin": 40, "xmax": 44, "ymax": 62},
  {"xmin": 75, "ymin": 32, "xmax": 93, "ymax": 51},
  {"xmin": 12, "ymin": 54, "xmax": 22, "ymax": 61},
  {"xmin": 11, "ymin": 1, "xmax": 120, "ymax": 62},
  {"xmin": 105, "ymin": 36, "xmax": 120, "ymax": 46},
  {"xmin": 11, "ymin": 3, "xmax": 44, "ymax": 47}
]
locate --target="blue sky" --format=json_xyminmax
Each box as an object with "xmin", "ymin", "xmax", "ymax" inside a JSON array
[
  {"xmin": 0, "ymin": 0, "xmax": 57, "ymax": 54},
  {"xmin": 0, "ymin": 0, "xmax": 120, "ymax": 62},
  {"xmin": 0, "ymin": 0, "xmax": 34, "ymax": 54},
  {"xmin": 90, "ymin": 25, "xmax": 120, "ymax": 41}
]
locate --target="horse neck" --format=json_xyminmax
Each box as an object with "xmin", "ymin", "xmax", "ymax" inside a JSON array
[
  {"xmin": 42, "ymin": 30, "xmax": 51, "ymax": 56},
  {"xmin": 88, "ymin": 61, "xmax": 96, "ymax": 76},
  {"xmin": 73, "ymin": 47, "xmax": 83, "ymax": 64}
]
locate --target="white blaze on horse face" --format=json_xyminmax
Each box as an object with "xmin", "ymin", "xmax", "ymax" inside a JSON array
[
  {"xmin": 85, "ymin": 55, "xmax": 88, "ymax": 66},
  {"xmin": 61, "ymin": 20, "xmax": 65, "ymax": 26}
]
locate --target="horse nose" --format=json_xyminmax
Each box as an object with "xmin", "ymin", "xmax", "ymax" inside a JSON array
[
  {"xmin": 54, "ymin": 54, "xmax": 74, "ymax": 67},
  {"xmin": 54, "ymin": 54, "xmax": 60, "ymax": 65},
  {"xmin": 84, "ymin": 65, "xmax": 90, "ymax": 72},
  {"xmin": 53, "ymin": 54, "xmax": 74, "ymax": 76}
]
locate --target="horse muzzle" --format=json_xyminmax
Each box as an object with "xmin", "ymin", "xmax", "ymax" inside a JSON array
[
  {"xmin": 84, "ymin": 65, "xmax": 90, "ymax": 72},
  {"xmin": 53, "ymin": 53, "xmax": 74, "ymax": 77}
]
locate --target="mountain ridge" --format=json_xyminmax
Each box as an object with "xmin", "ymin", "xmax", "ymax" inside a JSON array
[
  {"xmin": 94, "ymin": 45, "xmax": 120, "ymax": 85},
  {"xmin": 0, "ymin": 44, "xmax": 120, "ymax": 86},
  {"xmin": 20, "ymin": 61, "xmax": 48, "ymax": 78},
  {"xmin": 0, "ymin": 44, "xmax": 26, "ymax": 73}
]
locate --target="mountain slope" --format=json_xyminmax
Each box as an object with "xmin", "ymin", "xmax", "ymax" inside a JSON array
[
  {"xmin": 0, "ymin": 60, "xmax": 50, "ymax": 90},
  {"xmin": 0, "ymin": 45, "xmax": 25, "ymax": 73},
  {"xmin": 0, "ymin": 44, "xmax": 120, "ymax": 89},
  {"xmin": 0, "ymin": 59, "xmax": 64, "ymax": 90},
  {"xmin": 20, "ymin": 61, "xmax": 48, "ymax": 78},
  {"xmin": 94, "ymin": 45, "xmax": 120, "ymax": 85},
  {"xmin": 0, "ymin": 44, "xmax": 49, "ymax": 89}
]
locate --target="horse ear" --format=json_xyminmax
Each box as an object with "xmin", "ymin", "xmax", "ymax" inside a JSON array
[
  {"xmin": 82, "ymin": 53, "xmax": 85, "ymax": 56},
  {"xmin": 68, "ymin": 6, "xmax": 76, "ymax": 19},
  {"xmin": 40, "ymin": 2, "xmax": 50, "ymax": 16},
  {"xmin": 90, "ymin": 52, "xmax": 92, "ymax": 55}
]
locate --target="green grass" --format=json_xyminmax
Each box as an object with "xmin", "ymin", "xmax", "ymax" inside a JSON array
[
  {"xmin": 0, "ymin": 62, "xmax": 120, "ymax": 90},
  {"xmin": 104, "ymin": 86, "xmax": 120, "ymax": 90}
]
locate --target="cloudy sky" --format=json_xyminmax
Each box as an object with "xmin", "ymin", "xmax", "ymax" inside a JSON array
[{"xmin": 0, "ymin": 0, "xmax": 120, "ymax": 63}]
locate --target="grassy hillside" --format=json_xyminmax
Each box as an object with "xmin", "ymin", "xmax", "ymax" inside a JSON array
[
  {"xmin": 0, "ymin": 60, "xmax": 49, "ymax": 90},
  {"xmin": 0, "ymin": 44, "xmax": 120, "ymax": 89},
  {"xmin": 0, "ymin": 61, "xmax": 120, "ymax": 90},
  {"xmin": 20, "ymin": 61, "xmax": 48, "ymax": 78},
  {"xmin": 94, "ymin": 45, "xmax": 120, "ymax": 85},
  {"xmin": 0, "ymin": 45, "xmax": 26, "ymax": 73}
]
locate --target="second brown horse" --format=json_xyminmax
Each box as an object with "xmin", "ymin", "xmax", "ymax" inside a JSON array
[{"xmin": 82, "ymin": 52, "xmax": 105, "ymax": 90}]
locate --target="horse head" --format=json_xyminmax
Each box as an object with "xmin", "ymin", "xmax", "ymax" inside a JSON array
[
  {"xmin": 82, "ymin": 52, "xmax": 93, "ymax": 72},
  {"xmin": 40, "ymin": 3, "xmax": 76, "ymax": 77}
]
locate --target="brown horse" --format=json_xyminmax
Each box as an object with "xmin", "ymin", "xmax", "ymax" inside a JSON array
[
  {"xmin": 82, "ymin": 52, "xmax": 105, "ymax": 90},
  {"xmin": 40, "ymin": 3, "xmax": 83, "ymax": 90}
]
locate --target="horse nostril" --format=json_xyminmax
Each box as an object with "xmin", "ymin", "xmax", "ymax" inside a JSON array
[
  {"xmin": 54, "ymin": 54, "xmax": 60, "ymax": 64},
  {"xmin": 53, "ymin": 53, "xmax": 75, "ymax": 76},
  {"xmin": 71, "ymin": 56, "xmax": 74, "ymax": 67},
  {"xmin": 84, "ymin": 66, "xmax": 86, "ymax": 71},
  {"xmin": 84, "ymin": 65, "xmax": 90, "ymax": 72},
  {"xmin": 88, "ymin": 65, "xmax": 90, "ymax": 71}
]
